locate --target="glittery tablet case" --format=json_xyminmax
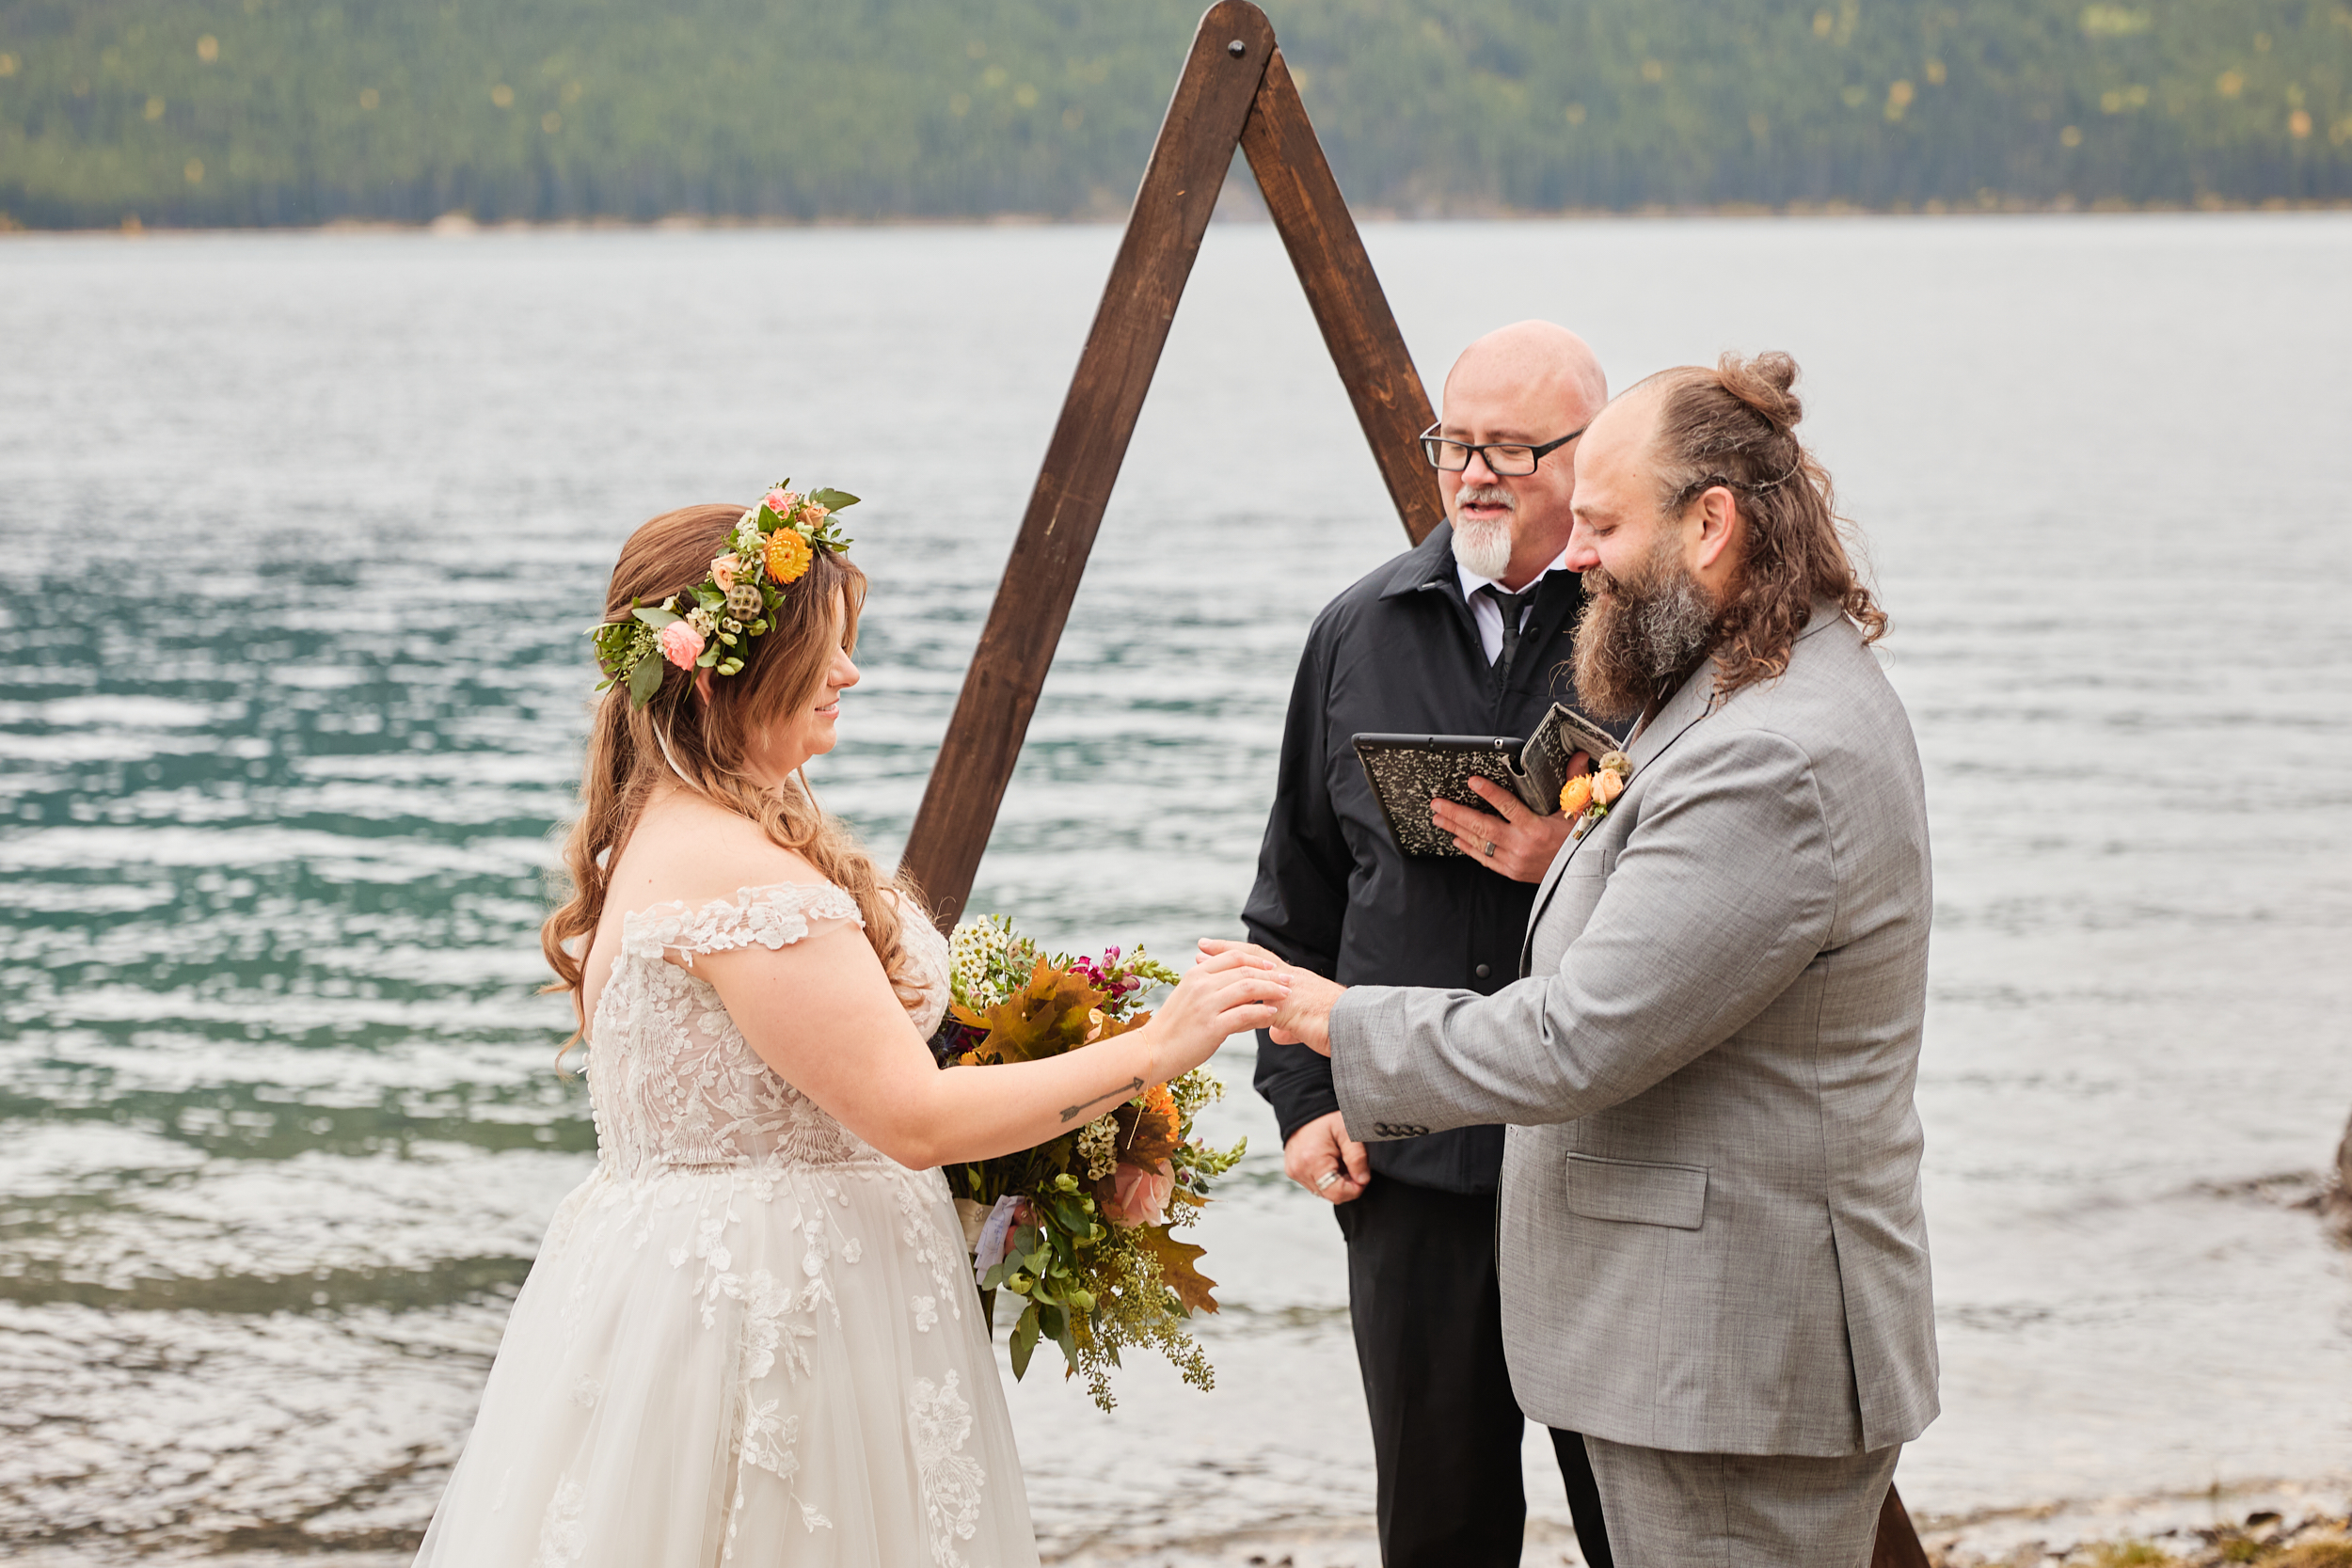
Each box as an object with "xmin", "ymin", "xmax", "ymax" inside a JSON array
[{"xmin": 1352, "ymin": 704, "xmax": 1624, "ymax": 858}]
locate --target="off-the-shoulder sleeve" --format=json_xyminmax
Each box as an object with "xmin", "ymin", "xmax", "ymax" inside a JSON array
[{"xmin": 622, "ymin": 881, "xmax": 865, "ymax": 966}]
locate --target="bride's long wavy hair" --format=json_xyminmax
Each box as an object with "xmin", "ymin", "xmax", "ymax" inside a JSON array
[{"xmin": 542, "ymin": 502, "xmax": 930, "ymax": 1046}]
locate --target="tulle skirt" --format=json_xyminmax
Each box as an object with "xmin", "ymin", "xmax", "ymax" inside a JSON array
[{"xmin": 413, "ymin": 1155, "xmax": 1039, "ymax": 1567}]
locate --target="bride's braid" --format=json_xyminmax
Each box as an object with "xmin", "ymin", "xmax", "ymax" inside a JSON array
[{"xmin": 542, "ymin": 503, "xmax": 929, "ymax": 1046}]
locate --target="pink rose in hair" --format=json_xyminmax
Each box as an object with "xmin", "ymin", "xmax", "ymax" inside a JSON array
[
  {"xmin": 763, "ymin": 487, "xmax": 801, "ymax": 518},
  {"xmin": 1102, "ymin": 1158, "xmax": 1174, "ymax": 1229},
  {"xmin": 711, "ymin": 554, "xmax": 741, "ymax": 592},
  {"xmin": 658, "ymin": 620, "xmax": 705, "ymax": 670}
]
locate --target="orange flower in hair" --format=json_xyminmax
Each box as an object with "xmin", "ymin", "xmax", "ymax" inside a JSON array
[
  {"xmin": 590, "ymin": 475, "xmax": 857, "ymax": 709},
  {"xmin": 764, "ymin": 528, "xmax": 813, "ymax": 584}
]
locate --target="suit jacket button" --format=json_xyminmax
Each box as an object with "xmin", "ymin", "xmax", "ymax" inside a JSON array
[{"xmin": 1474, "ymin": 963, "xmax": 1491, "ymax": 979}]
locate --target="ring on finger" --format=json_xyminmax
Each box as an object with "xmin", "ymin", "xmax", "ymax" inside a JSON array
[
  {"xmin": 1313, "ymin": 1170, "xmax": 1342, "ymax": 1192},
  {"xmin": 1483, "ymin": 840, "xmax": 1497, "ymax": 857}
]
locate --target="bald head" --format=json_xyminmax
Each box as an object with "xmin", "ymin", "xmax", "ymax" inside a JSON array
[
  {"xmin": 1443, "ymin": 321, "xmax": 1609, "ymax": 423},
  {"xmin": 1434, "ymin": 321, "xmax": 1610, "ymax": 592}
]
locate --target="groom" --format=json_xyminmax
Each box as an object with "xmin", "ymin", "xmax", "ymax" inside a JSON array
[
  {"xmin": 1216, "ymin": 352, "xmax": 1939, "ymax": 1567},
  {"xmin": 1245, "ymin": 320, "xmax": 1616, "ymax": 1568}
]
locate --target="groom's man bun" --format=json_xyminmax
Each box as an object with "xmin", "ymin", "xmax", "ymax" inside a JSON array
[{"xmin": 1646, "ymin": 350, "xmax": 1887, "ymax": 697}]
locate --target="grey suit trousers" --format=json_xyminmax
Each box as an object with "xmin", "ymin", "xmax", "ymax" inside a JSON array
[{"xmin": 1582, "ymin": 1438, "xmax": 1900, "ymax": 1568}]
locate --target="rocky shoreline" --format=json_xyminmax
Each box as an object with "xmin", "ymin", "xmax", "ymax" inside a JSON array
[
  {"xmin": 15, "ymin": 1481, "xmax": 2350, "ymax": 1568},
  {"xmin": 1911, "ymin": 1481, "xmax": 2352, "ymax": 1568}
]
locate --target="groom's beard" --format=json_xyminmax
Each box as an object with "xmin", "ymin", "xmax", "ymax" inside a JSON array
[
  {"xmin": 1448, "ymin": 485, "xmax": 1516, "ymax": 579},
  {"xmin": 1572, "ymin": 534, "xmax": 1722, "ymax": 722}
]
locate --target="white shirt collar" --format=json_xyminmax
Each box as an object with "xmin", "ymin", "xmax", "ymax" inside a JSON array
[{"xmin": 1455, "ymin": 546, "xmax": 1573, "ymax": 664}]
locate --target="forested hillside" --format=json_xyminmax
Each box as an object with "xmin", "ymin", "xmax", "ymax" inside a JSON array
[{"xmin": 1, "ymin": 0, "xmax": 2344, "ymax": 228}]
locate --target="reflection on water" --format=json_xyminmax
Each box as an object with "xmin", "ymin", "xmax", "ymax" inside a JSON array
[{"xmin": 2, "ymin": 216, "xmax": 2349, "ymax": 1558}]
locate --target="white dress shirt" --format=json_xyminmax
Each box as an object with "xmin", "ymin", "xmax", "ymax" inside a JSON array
[{"xmin": 1455, "ymin": 547, "xmax": 1573, "ymax": 664}]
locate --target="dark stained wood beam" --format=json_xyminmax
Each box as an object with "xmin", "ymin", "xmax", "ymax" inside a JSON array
[
  {"xmin": 1872, "ymin": 1481, "xmax": 1934, "ymax": 1568},
  {"xmin": 1239, "ymin": 46, "xmax": 1442, "ymax": 545},
  {"xmin": 896, "ymin": 1, "xmax": 1276, "ymax": 926}
]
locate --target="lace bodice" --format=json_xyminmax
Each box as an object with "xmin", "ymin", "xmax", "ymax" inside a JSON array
[{"xmin": 585, "ymin": 881, "xmax": 951, "ymax": 1176}]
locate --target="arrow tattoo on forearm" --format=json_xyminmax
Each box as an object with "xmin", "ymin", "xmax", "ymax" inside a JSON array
[{"xmin": 1060, "ymin": 1076, "xmax": 1145, "ymax": 1124}]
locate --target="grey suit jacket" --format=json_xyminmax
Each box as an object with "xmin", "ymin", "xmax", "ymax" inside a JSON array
[{"xmin": 1329, "ymin": 605, "xmax": 1938, "ymax": 1457}]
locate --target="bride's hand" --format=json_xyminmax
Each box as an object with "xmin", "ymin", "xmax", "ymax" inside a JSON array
[
  {"xmin": 1196, "ymin": 939, "xmax": 1344, "ymax": 1055},
  {"xmin": 1137, "ymin": 948, "xmax": 1289, "ymax": 1083}
]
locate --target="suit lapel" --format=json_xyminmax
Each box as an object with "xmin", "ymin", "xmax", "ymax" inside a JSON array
[
  {"xmin": 1518, "ymin": 604, "xmax": 1853, "ymax": 960},
  {"xmin": 1519, "ymin": 661, "xmax": 1720, "ymax": 973},
  {"xmin": 1624, "ymin": 658, "xmax": 1719, "ymax": 774}
]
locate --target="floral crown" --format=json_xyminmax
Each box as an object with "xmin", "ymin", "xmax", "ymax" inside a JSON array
[{"xmin": 592, "ymin": 482, "xmax": 858, "ymax": 709}]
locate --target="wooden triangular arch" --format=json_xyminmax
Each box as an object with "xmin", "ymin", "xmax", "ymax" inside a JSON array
[
  {"xmin": 897, "ymin": 0, "xmax": 1435, "ymax": 923},
  {"xmin": 893, "ymin": 12, "xmax": 1931, "ymax": 1558}
]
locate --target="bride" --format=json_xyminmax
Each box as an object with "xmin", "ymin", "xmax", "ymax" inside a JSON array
[{"xmin": 412, "ymin": 494, "xmax": 1287, "ymax": 1567}]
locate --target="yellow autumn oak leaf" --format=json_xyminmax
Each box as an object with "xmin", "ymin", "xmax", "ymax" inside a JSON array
[
  {"xmin": 1094, "ymin": 1007, "xmax": 1150, "ymax": 1042},
  {"xmin": 1137, "ymin": 1224, "xmax": 1219, "ymax": 1315},
  {"xmin": 961, "ymin": 958, "xmax": 1110, "ymax": 1064}
]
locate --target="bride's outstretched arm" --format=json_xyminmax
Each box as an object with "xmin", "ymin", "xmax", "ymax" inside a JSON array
[{"xmin": 695, "ymin": 928, "xmax": 1288, "ymax": 1170}]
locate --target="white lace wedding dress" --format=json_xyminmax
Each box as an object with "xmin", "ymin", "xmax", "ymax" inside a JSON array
[{"xmin": 414, "ymin": 882, "xmax": 1039, "ymax": 1567}]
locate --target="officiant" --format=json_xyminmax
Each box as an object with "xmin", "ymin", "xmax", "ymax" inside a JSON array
[{"xmin": 1244, "ymin": 320, "xmax": 1618, "ymax": 1568}]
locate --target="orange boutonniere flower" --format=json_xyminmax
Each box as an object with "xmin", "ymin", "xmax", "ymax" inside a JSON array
[
  {"xmin": 1562, "ymin": 751, "xmax": 1634, "ymax": 837},
  {"xmin": 764, "ymin": 527, "xmax": 813, "ymax": 584}
]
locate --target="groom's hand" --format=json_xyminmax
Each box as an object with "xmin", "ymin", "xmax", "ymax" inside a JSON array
[
  {"xmin": 1197, "ymin": 939, "xmax": 1343, "ymax": 1055},
  {"xmin": 1432, "ymin": 766, "xmax": 1582, "ymax": 884},
  {"xmin": 1283, "ymin": 1110, "xmax": 1370, "ymax": 1204}
]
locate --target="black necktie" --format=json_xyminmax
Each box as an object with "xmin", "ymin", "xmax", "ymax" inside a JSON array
[{"xmin": 1481, "ymin": 583, "xmax": 1537, "ymax": 682}]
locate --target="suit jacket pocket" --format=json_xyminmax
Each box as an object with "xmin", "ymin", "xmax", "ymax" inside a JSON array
[{"xmin": 1563, "ymin": 1153, "xmax": 1708, "ymax": 1229}]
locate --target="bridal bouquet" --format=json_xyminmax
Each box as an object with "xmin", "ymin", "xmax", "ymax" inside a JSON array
[{"xmin": 929, "ymin": 915, "xmax": 1246, "ymax": 1411}]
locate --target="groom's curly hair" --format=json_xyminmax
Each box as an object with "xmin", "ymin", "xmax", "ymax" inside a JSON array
[{"xmin": 1646, "ymin": 351, "xmax": 1886, "ymax": 697}]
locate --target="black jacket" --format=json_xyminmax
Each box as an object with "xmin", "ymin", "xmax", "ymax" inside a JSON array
[{"xmin": 1244, "ymin": 521, "xmax": 1609, "ymax": 1194}]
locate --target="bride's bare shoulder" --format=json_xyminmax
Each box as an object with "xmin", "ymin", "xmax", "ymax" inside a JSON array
[{"xmin": 603, "ymin": 791, "xmax": 831, "ymax": 916}]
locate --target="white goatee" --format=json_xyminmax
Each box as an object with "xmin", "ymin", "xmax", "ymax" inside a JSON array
[{"xmin": 1449, "ymin": 485, "xmax": 1516, "ymax": 578}]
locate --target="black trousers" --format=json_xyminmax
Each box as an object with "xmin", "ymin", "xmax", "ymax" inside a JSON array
[{"xmin": 1335, "ymin": 1178, "xmax": 1613, "ymax": 1567}]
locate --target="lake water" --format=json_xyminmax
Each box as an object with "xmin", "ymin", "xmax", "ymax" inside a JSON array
[{"xmin": 3, "ymin": 214, "xmax": 2349, "ymax": 1560}]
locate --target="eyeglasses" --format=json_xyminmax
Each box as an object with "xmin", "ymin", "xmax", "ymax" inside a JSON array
[{"xmin": 1419, "ymin": 422, "xmax": 1587, "ymax": 477}]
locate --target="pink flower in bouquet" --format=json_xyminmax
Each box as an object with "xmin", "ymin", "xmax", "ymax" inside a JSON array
[
  {"xmin": 763, "ymin": 486, "xmax": 802, "ymax": 517},
  {"xmin": 658, "ymin": 620, "xmax": 706, "ymax": 670},
  {"xmin": 711, "ymin": 553, "xmax": 741, "ymax": 591},
  {"xmin": 1103, "ymin": 1158, "xmax": 1174, "ymax": 1228}
]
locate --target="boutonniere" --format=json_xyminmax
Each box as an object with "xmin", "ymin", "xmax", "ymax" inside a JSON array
[{"xmin": 1558, "ymin": 751, "xmax": 1633, "ymax": 839}]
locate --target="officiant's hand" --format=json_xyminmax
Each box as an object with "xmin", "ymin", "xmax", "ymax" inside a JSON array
[
  {"xmin": 1284, "ymin": 1110, "xmax": 1370, "ymax": 1204},
  {"xmin": 1431, "ymin": 762, "xmax": 1585, "ymax": 883},
  {"xmin": 1196, "ymin": 939, "xmax": 1343, "ymax": 1056}
]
